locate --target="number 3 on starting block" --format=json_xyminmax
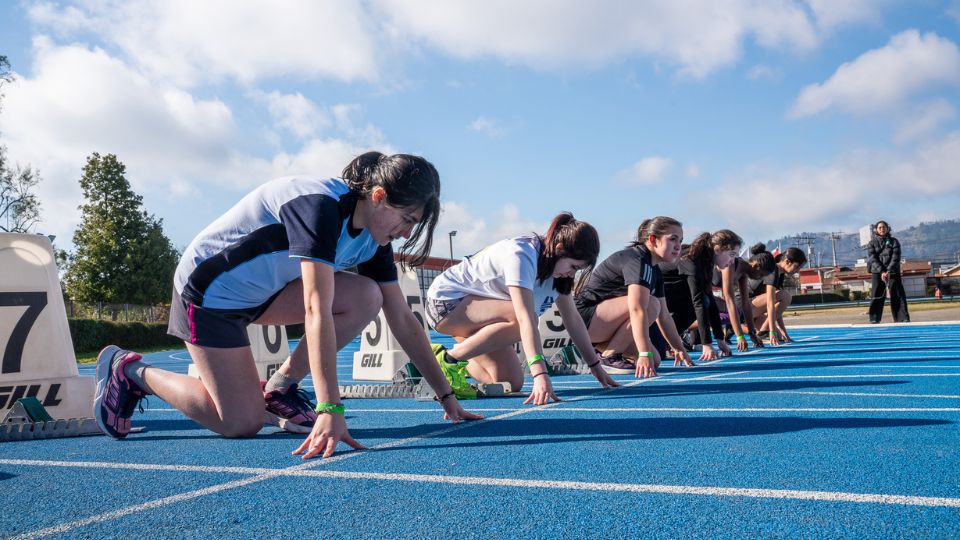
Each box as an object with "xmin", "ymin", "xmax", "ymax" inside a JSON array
[
  {"xmin": 0, "ymin": 233, "xmax": 95, "ymax": 420},
  {"xmin": 352, "ymin": 264, "xmax": 428, "ymax": 381}
]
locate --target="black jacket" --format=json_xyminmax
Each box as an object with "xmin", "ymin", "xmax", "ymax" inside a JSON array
[{"xmin": 867, "ymin": 235, "xmax": 901, "ymax": 275}]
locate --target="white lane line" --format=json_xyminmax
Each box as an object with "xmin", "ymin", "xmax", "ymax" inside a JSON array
[
  {"xmin": 667, "ymin": 371, "xmax": 750, "ymax": 383},
  {"xmin": 765, "ymin": 390, "xmax": 960, "ymax": 399},
  {"xmin": 537, "ymin": 407, "xmax": 960, "ymax": 412},
  {"xmin": 2, "ymin": 459, "xmax": 957, "ymax": 509},
  {"xmin": 826, "ymin": 365, "xmax": 960, "ymax": 369},
  {"xmin": 715, "ymin": 374, "xmax": 960, "ymax": 380},
  {"xmin": 720, "ymin": 356, "xmax": 960, "ymax": 367},
  {"xmin": 266, "ymin": 407, "xmax": 960, "ymax": 413},
  {"xmin": 10, "ymin": 365, "xmax": 676, "ymax": 539}
]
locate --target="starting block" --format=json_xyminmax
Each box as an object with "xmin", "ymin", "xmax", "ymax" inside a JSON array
[
  {"xmin": 0, "ymin": 233, "xmax": 96, "ymax": 429},
  {"xmin": 352, "ymin": 264, "xmax": 429, "ymax": 381},
  {"xmin": 188, "ymin": 324, "xmax": 290, "ymax": 381},
  {"xmin": 520, "ymin": 344, "xmax": 592, "ymax": 376},
  {"xmin": 339, "ymin": 363, "xmax": 514, "ymax": 401},
  {"xmin": 1, "ymin": 397, "xmax": 100, "ymax": 441}
]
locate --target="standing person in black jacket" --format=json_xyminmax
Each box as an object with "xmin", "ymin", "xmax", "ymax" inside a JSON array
[{"xmin": 868, "ymin": 220, "xmax": 910, "ymax": 323}]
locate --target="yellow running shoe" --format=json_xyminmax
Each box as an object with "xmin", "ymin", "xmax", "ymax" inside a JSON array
[{"xmin": 431, "ymin": 344, "xmax": 477, "ymax": 400}]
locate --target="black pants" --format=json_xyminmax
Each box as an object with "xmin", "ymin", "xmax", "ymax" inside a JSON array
[{"xmin": 869, "ymin": 273, "xmax": 910, "ymax": 323}]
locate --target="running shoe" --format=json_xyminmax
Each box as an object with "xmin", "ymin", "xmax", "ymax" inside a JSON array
[
  {"xmin": 263, "ymin": 382, "xmax": 318, "ymax": 434},
  {"xmin": 93, "ymin": 345, "xmax": 147, "ymax": 439},
  {"xmin": 431, "ymin": 344, "xmax": 477, "ymax": 400},
  {"xmin": 598, "ymin": 351, "xmax": 636, "ymax": 374}
]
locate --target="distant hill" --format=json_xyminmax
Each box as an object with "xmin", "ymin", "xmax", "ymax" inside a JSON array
[{"xmin": 763, "ymin": 219, "xmax": 960, "ymax": 269}]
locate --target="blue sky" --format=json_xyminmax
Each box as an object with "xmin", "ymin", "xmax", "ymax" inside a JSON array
[{"xmin": 1, "ymin": 1, "xmax": 959, "ymax": 260}]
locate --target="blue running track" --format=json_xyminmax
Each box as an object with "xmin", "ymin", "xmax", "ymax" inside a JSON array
[{"xmin": 2, "ymin": 323, "xmax": 959, "ymax": 538}]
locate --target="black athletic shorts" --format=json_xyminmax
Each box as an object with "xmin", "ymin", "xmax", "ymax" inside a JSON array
[{"xmin": 167, "ymin": 290, "xmax": 282, "ymax": 349}]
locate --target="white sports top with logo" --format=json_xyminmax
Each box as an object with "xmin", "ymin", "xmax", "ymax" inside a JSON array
[{"xmin": 428, "ymin": 234, "xmax": 557, "ymax": 316}]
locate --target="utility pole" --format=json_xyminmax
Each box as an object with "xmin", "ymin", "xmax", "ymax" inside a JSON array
[{"xmin": 829, "ymin": 232, "xmax": 842, "ymax": 268}]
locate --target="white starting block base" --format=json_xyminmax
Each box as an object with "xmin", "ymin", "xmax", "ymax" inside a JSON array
[
  {"xmin": 0, "ymin": 375, "xmax": 95, "ymax": 420},
  {"xmin": 352, "ymin": 350, "xmax": 410, "ymax": 382}
]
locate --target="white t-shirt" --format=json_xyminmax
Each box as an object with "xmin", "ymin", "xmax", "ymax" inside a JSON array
[{"xmin": 428, "ymin": 234, "xmax": 557, "ymax": 316}]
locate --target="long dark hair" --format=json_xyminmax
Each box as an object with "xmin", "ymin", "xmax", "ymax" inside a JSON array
[
  {"xmin": 632, "ymin": 216, "xmax": 682, "ymax": 248},
  {"xmin": 537, "ymin": 212, "xmax": 599, "ymax": 295},
  {"xmin": 748, "ymin": 243, "xmax": 776, "ymax": 273},
  {"xmin": 342, "ymin": 151, "xmax": 440, "ymax": 267},
  {"xmin": 875, "ymin": 220, "xmax": 891, "ymax": 237},
  {"xmin": 776, "ymin": 246, "xmax": 807, "ymax": 267},
  {"xmin": 685, "ymin": 229, "xmax": 743, "ymax": 283}
]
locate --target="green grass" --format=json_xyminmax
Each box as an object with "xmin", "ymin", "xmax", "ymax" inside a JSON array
[{"xmin": 75, "ymin": 345, "xmax": 181, "ymax": 364}]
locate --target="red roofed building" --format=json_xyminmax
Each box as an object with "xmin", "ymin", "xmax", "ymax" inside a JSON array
[
  {"xmin": 834, "ymin": 261, "xmax": 932, "ymax": 298},
  {"xmin": 798, "ymin": 267, "xmax": 843, "ymax": 294}
]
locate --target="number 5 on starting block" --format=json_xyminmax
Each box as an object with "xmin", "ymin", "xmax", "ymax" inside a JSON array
[
  {"xmin": 352, "ymin": 263, "xmax": 428, "ymax": 381},
  {"xmin": 0, "ymin": 233, "xmax": 95, "ymax": 420}
]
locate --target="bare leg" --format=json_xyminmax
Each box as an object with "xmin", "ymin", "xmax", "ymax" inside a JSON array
[
  {"xmin": 434, "ymin": 296, "xmax": 527, "ymax": 389},
  {"xmin": 140, "ymin": 344, "xmax": 264, "ymax": 438},
  {"xmin": 465, "ymin": 347, "xmax": 526, "ymax": 390},
  {"xmin": 586, "ymin": 295, "xmax": 659, "ymax": 358}
]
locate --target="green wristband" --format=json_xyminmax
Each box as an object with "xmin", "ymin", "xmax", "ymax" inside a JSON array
[
  {"xmin": 637, "ymin": 352, "xmax": 653, "ymax": 358},
  {"xmin": 314, "ymin": 402, "xmax": 345, "ymax": 415},
  {"xmin": 737, "ymin": 334, "xmax": 747, "ymax": 341},
  {"xmin": 527, "ymin": 354, "xmax": 546, "ymax": 367}
]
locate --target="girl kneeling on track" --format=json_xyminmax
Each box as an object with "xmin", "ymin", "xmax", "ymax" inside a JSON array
[
  {"xmin": 746, "ymin": 246, "xmax": 806, "ymax": 346},
  {"xmin": 660, "ymin": 229, "xmax": 743, "ymax": 361},
  {"xmin": 94, "ymin": 152, "xmax": 481, "ymax": 459},
  {"xmin": 426, "ymin": 212, "xmax": 618, "ymax": 406},
  {"xmin": 574, "ymin": 216, "xmax": 694, "ymax": 379},
  {"xmin": 713, "ymin": 243, "xmax": 776, "ymax": 351}
]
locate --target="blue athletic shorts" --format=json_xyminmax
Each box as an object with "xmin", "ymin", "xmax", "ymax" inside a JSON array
[{"xmin": 167, "ymin": 290, "xmax": 282, "ymax": 349}]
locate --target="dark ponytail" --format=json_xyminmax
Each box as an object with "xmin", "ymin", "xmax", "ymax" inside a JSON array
[
  {"xmin": 775, "ymin": 246, "xmax": 807, "ymax": 267},
  {"xmin": 684, "ymin": 229, "xmax": 742, "ymax": 283},
  {"xmin": 632, "ymin": 216, "xmax": 682, "ymax": 247},
  {"xmin": 537, "ymin": 212, "xmax": 600, "ymax": 295},
  {"xmin": 342, "ymin": 151, "xmax": 441, "ymax": 267},
  {"xmin": 748, "ymin": 243, "xmax": 776, "ymax": 273}
]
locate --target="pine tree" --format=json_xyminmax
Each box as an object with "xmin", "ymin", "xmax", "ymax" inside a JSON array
[{"xmin": 64, "ymin": 153, "xmax": 179, "ymax": 305}]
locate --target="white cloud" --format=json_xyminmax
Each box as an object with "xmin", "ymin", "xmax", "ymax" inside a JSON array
[
  {"xmin": 436, "ymin": 201, "xmax": 546, "ymax": 257},
  {"xmin": 686, "ymin": 163, "xmax": 701, "ymax": 178},
  {"xmin": 747, "ymin": 64, "xmax": 781, "ymax": 81},
  {"xmin": 261, "ymin": 91, "xmax": 331, "ymax": 140},
  {"xmin": 27, "ymin": 0, "xmax": 380, "ymax": 87},
  {"xmin": 1, "ymin": 38, "xmax": 237, "ymax": 240},
  {"xmin": 0, "ymin": 39, "xmax": 392, "ymax": 246},
  {"xmin": 710, "ymin": 132, "xmax": 960, "ymax": 239},
  {"xmin": 806, "ymin": 0, "xmax": 882, "ymax": 31},
  {"xmin": 790, "ymin": 30, "xmax": 960, "ymax": 118},
  {"xmin": 375, "ymin": 0, "xmax": 877, "ymax": 78},
  {"xmin": 616, "ymin": 156, "xmax": 672, "ymax": 185},
  {"xmin": 25, "ymin": 0, "xmax": 883, "ymax": 84},
  {"xmin": 468, "ymin": 116, "xmax": 508, "ymax": 139},
  {"xmin": 948, "ymin": 1, "xmax": 960, "ymax": 24},
  {"xmin": 893, "ymin": 100, "xmax": 957, "ymax": 144}
]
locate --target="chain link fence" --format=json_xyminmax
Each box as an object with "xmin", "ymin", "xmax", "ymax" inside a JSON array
[{"xmin": 65, "ymin": 301, "xmax": 170, "ymax": 323}]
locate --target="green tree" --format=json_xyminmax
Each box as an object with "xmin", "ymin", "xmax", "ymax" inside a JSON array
[
  {"xmin": 0, "ymin": 56, "xmax": 43, "ymax": 233},
  {"xmin": 64, "ymin": 153, "xmax": 179, "ymax": 305},
  {"xmin": 0, "ymin": 146, "xmax": 42, "ymax": 233}
]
